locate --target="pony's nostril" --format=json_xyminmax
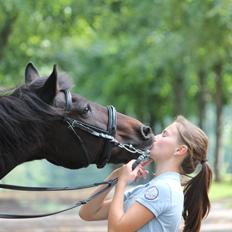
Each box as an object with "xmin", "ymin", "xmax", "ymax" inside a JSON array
[{"xmin": 141, "ymin": 125, "xmax": 152, "ymax": 139}]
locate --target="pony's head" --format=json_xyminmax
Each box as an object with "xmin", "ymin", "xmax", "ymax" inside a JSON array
[{"xmin": 0, "ymin": 63, "xmax": 154, "ymax": 176}]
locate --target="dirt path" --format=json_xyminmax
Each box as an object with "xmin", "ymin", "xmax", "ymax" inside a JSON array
[
  {"xmin": 0, "ymin": 190, "xmax": 232, "ymax": 232},
  {"xmin": 201, "ymin": 201, "xmax": 232, "ymax": 232},
  {"xmin": 0, "ymin": 196, "xmax": 231, "ymax": 232},
  {"xmin": 0, "ymin": 212, "xmax": 106, "ymax": 232}
]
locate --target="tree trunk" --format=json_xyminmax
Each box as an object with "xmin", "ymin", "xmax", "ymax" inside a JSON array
[
  {"xmin": 197, "ymin": 69, "xmax": 207, "ymax": 129},
  {"xmin": 213, "ymin": 62, "xmax": 223, "ymax": 182},
  {"xmin": 173, "ymin": 70, "xmax": 185, "ymax": 116},
  {"xmin": 0, "ymin": 12, "xmax": 18, "ymax": 61}
]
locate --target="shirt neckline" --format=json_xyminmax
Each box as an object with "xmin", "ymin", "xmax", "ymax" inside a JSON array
[{"xmin": 152, "ymin": 171, "xmax": 181, "ymax": 182}]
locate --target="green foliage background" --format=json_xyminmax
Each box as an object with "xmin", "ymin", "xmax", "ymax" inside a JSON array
[{"xmin": 0, "ymin": 0, "xmax": 231, "ymax": 185}]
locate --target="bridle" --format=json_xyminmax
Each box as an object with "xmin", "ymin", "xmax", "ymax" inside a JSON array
[
  {"xmin": 62, "ymin": 89, "xmax": 116, "ymax": 168},
  {"xmin": 0, "ymin": 89, "xmax": 150, "ymax": 219},
  {"xmin": 62, "ymin": 89, "xmax": 148, "ymax": 168}
]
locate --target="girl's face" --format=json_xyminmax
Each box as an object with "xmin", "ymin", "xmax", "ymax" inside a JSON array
[{"xmin": 150, "ymin": 122, "xmax": 180, "ymax": 162}]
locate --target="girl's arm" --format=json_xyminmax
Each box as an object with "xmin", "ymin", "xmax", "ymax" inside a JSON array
[
  {"xmin": 79, "ymin": 168, "xmax": 121, "ymax": 221},
  {"xmin": 108, "ymin": 160, "xmax": 154, "ymax": 232}
]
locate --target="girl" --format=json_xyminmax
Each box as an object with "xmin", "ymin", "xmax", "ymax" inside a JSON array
[{"xmin": 79, "ymin": 116, "xmax": 212, "ymax": 232}]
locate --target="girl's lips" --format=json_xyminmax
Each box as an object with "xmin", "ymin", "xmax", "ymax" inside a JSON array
[{"xmin": 153, "ymin": 136, "xmax": 156, "ymax": 142}]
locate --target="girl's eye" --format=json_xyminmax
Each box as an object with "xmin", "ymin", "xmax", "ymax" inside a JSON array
[{"xmin": 162, "ymin": 131, "xmax": 168, "ymax": 137}]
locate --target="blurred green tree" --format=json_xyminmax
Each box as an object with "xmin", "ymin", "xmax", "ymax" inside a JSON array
[{"xmin": 0, "ymin": 0, "xmax": 231, "ymax": 184}]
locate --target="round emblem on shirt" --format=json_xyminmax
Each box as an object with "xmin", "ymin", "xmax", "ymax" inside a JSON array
[{"xmin": 144, "ymin": 186, "xmax": 159, "ymax": 200}]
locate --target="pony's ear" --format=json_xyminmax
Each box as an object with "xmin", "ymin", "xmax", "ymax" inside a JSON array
[
  {"xmin": 38, "ymin": 65, "xmax": 58, "ymax": 104},
  {"xmin": 25, "ymin": 62, "xmax": 39, "ymax": 84}
]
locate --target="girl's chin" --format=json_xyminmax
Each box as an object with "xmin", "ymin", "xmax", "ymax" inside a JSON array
[{"xmin": 150, "ymin": 156, "xmax": 157, "ymax": 162}]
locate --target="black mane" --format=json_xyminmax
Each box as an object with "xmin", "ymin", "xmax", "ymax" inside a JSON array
[{"xmin": 0, "ymin": 74, "xmax": 72, "ymax": 158}]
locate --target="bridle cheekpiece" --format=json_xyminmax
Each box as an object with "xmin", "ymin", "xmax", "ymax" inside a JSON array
[{"xmin": 62, "ymin": 89, "xmax": 149, "ymax": 168}]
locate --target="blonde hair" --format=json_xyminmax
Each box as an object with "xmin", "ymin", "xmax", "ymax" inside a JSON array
[{"xmin": 175, "ymin": 115, "xmax": 212, "ymax": 232}]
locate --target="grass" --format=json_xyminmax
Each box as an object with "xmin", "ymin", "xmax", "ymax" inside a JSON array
[{"xmin": 209, "ymin": 180, "xmax": 232, "ymax": 202}]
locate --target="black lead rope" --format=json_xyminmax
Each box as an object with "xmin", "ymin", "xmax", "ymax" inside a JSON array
[
  {"xmin": 0, "ymin": 152, "xmax": 149, "ymax": 219},
  {"xmin": 0, "ymin": 178, "xmax": 118, "ymax": 219},
  {"xmin": 0, "ymin": 88, "xmax": 151, "ymax": 219},
  {"xmin": 0, "ymin": 180, "xmax": 116, "ymax": 192}
]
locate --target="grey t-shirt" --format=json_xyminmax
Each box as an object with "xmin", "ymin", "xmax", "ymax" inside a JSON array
[{"xmin": 124, "ymin": 172, "xmax": 183, "ymax": 232}]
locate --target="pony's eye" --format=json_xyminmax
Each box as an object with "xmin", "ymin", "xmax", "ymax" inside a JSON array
[{"xmin": 82, "ymin": 104, "xmax": 90, "ymax": 114}]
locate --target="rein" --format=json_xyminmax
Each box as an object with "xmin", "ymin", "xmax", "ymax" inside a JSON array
[
  {"xmin": 0, "ymin": 89, "xmax": 150, "ymax": 219},
  {"xmin": 0, "ymin": 178, "xmax": 118, "ymax": 219}
]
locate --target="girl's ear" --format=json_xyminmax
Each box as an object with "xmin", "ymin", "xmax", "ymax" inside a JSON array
[{"xmin": 175, "ymin": 145, "xmax": 188, "ymax": 156}]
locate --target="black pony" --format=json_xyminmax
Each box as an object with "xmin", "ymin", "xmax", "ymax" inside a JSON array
[{"xmin": 0, "ymin": 63, "xmax": 153, "ymax": 179}]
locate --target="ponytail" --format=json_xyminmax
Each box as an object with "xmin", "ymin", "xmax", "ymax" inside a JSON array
[
  {"xmin": 175, "ymin": 115, "xmax": 212, "ymax": 231},
  {"xmin": 182, "ymin": 162, "xmax": 212, "ymax": 232}
]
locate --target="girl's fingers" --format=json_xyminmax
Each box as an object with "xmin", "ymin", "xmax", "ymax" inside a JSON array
[
  {"xmin": 120, "ymin": 160, "xmax": 150, "ymax": 183},
  {"xmin": 137, "ymin": 167, "xmax": 149, "ymax": 179},
  {"xmin": 141, "ymin": 159, "xmax": 153, "ymax": 167}
]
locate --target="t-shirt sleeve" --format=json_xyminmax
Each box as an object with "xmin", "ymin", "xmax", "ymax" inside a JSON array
[
  {"xmin": 124, "ymin": 185, "xmax": 143, "ymax": 202},
  {"xmin": 124, "ymin": 189, "xmax": 130, "ymax": 202},
  {"xmin": 135, "ymin": 182, "xmax": 171, "ymax": 217}
]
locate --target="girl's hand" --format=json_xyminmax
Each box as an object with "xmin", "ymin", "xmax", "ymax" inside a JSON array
[
  {"xmin": 107, "ymin": 167, "xmax": 123, "ymax": 180},
  {"xmin": 118, "ymin": 160, "xmax": 150, "ymax": 184}
]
